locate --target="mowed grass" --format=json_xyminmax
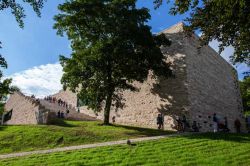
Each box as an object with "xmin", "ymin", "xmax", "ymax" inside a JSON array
[
  {"xmin": 1, "ymin": 133, "xmax": 250, "ymax": 166},
  {"xmin": 0, "ymin": 119, "xmax": 173, "ymax": 154}
]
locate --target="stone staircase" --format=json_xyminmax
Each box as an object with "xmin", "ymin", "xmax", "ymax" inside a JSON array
[{"xmin": 39, "ymin": 99, "xmax": 96, "ymax": 121}]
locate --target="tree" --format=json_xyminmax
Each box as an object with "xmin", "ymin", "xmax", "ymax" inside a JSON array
[
  {"xmin": 54, "ymin": 0, "xmax": 172, "ymax": 125},
  {"xmin": 0, "ymin": 49, "xmax": 11, "ymax": 101},
  {"xmin": 239, "ymin": 76, "xmax": 250, "ymax": 115},
  {"xmin": 154, "ymin": 0, "xmax": 250, "ymax": 65},
  {"xmin": 0, "ymin": 0, "xmax": 45, "ymax": 28},
  {"xmin": 0, "ymin": 0, "xmax": 46, "ymax": 99}
]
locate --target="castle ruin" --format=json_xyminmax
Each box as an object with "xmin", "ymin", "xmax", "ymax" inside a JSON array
[{"xmin": 3, "ymin": 23, "xmax": 245, "ymax": 132}]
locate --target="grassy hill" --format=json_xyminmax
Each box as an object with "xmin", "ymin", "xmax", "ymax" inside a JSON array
[
  {"xmin": 0, "ymin": 120, "xmax": 173, "ymax": 154},
  {"xmin": 1, "ymin": 133, "xmax": 250, "ymax": 166}
]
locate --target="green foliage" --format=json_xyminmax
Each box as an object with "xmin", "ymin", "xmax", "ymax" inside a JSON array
[
  {"xmin": 1, "ymin": 133, "xmax": 250, "ymax": 165},
  {"xmin": 154, "ymin": 0, "xmax": 250, "ymax": 65},
  {"xmin": 0, "ymin": 43, "xmax": 20, "ymax": 101},
  {"xmin": 0, "ymin": 103, "xmax": 4, "ymax": 115},
  {"xmin": 0, "ymin": 120, "xmax": 172, "ymax": 154},
  {"xmin": 0, "ymin": 78, "xmax": 12, "ymax": 101},
  {"xmin": 0, "ymin": 0, "xmax": 46, "ymax": 28},
  {"xmin": 0, "ymin": 42, "xmax": 12, "ymax": 101},
  {"xmin": 240, "ymin": 76, "xmax": 250, "ymax": 114},
  {"xmin": 54, "ymin": 0, "xmax": 172, "ymax": 124}
]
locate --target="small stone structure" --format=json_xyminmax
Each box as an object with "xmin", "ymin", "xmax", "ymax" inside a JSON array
[
  {"xmin": 4, "ymin": 92, "xmax": 49, "ymax": 125},
  {"xmin": 3, "ymin": 91, "xmax": 95, "ymax": 125},
  {"xmin": 3, "ymin": 22, "xmax": 245, "ymax": 132}
]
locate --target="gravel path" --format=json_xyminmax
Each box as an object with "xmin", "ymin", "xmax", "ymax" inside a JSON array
[{"xmin": 0, "ymin": 133, "xmax": 188, "ymax": 159}]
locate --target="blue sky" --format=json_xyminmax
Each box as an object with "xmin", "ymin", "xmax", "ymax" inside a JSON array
[{"xmin": 0, "ymin": 0, "xmax": 249, "ymax": 97}]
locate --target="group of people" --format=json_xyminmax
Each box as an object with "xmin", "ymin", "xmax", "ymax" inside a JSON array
[
  {"xmin": 57, "ymin": 109, "xmax": 70, "ymax": 119},
  {"xmin": 44, "ymin": 96, "xmax": 56, "ymax": 103},
  {"xmin": 44, "ymin": 96, "xmax": 69, "ymax": 109},
  {"xmin": 57, "ymin": 98, "xmax": 68, "ymax": 108},
  {"xmin": 213, "ymin": 113, "xmax": 241, "ymax": 133},
  {"xmin": 157, "ymin": 113, "xmax": 243, "ymax": 133},
  {"xmin": 157, "ymin": 114, "xmax": 198, "ymax": 131},
  {"xmin": 176, "ymin": 115, "xmax": 191, "ymax": 132}
]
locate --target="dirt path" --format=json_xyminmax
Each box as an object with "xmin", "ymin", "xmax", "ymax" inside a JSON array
[{"xmin": 0, "ymin": 133, "xmax": 189, "ymax": 159}]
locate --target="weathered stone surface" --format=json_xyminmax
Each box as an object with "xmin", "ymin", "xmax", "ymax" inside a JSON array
[
  {"xmin": 4, "ymin": 92, "xmax": 41, "ymax": 124},
  {"xmin": 4, "ymin": 22, "xmax": 245, "ymax": 132},
  {"xmin": 3, "ymin": 91, "xmax": 94, "ymax": 125},
  {"xmin": 78, "ymin": 22, "xmax": 245, "ymax": 132},
  {"xmin": 52, "ymin": 89, "xmax": 77, "ymax": 109},
  {"xmin": 183, "ymin": 33, "xmax": 246, "ymax": 132}
]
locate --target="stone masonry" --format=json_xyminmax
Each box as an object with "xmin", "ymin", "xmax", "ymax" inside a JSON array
[
  {"xmin": 4, "ymin": 92, "xmax": 49, "ymax": 125},
  {"xmin": 3, "ymin": 22, "xmax": 245, "ymax": 132},
  {"xmin": 62, "ymin": 22, "xmax": 244, "ymax": 132},
  {"xmin": 3, "ymin": 91, "xmax": 95, "ymax": 125}
]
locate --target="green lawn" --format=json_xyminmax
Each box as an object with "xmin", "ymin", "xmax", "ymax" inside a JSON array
[
  {"xmin": 0, "ymin": 119, "xmax": 173, "ymax": 154},
  {"xmin": 1, "ymin": 133, "xmax": 250, "ymax": 166}
]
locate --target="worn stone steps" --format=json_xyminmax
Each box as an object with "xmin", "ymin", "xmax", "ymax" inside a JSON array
[{"xmin": 39, "ymin": 100, "xmax": 96, "ymax": 121}]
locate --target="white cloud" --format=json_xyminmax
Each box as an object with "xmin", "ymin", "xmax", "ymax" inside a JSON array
[{"xmin": 6, "ymin": 63, "xmax": 63, "ymax": 98}]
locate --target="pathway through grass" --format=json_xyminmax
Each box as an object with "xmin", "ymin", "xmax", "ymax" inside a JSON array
[
  {"xmin": 1, "ymin": 133, "xmax": 249, "ymax": 166},
  {"xmin": 0, "ymin": 120, "xmax": 173, "ymax": 154}
]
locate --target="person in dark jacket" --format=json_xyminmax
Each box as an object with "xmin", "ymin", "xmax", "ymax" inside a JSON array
[
  {"xmin": 234, "ymin": 119, "xmax": 241, "ymax": 133},
  {"xmin": 192, "ymin": 121, "xmax": 199, "ymax": 132},
  {"xmin": 182, "ymin": 115, "xmax": 187, "ymax": 132},
  {"xmin": 213, "ymin": 113, "xmax": 218, "ymax": 133},
  {"xmin": 223, "ymin": 117, "xmax": 230, "ymax": 132},
  {"xmin": 60, "ymin": 111, "xmax": 64, "ymax": 119},
  {"xmin": 57, "ymin": 110, "xmax": 61, "ymax": 118},
  {"xmin": 157, "ymin": 114, "xmax": 163, "ymax": 129}
]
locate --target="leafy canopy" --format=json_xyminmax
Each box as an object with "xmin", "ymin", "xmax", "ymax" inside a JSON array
[
  {"xmin": 0, "ymin": 0, "xmax": 45, "ymax": 28},
  {"xmin": 240, "ymin": 76, "xmax": 250, "ymax": 115},
  {"xmin": 0, "ymin": 43, "xmax": 12, "ymax": 100},
  {"xmin": 154, "ymin": 0, "xmax": 250, "ymax": 65},
  {"xmin": 54, "ymin": 0, "xmax": 172, "ymax": 124}
]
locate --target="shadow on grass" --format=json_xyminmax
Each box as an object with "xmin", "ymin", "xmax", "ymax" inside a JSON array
[
  {"xmin": 109, "ymin": 124, "xmax": 176, "ymax": 136},
  {"xmin": 182, "ymin": 132, "xmax": 250, "ymax": 143},
  {"xmin": 48, "ymin": 118, "xmax": 78, "ymax": 128},
  {"xmin": 0, "ymin": 126, "xmax": 7, "ymax": 131}
]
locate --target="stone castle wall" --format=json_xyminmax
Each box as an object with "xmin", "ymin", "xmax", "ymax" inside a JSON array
[
  {"xmin": 84, "ymin": 23, "xmax": 244, "ymax": 132},
  {"xmin": 184, "ymin": 33, "xmax": 246, "ymax": 132},
  {"xmin": 51, "ymin": 22, "xmax": 245, "ymax": 132},
  {"xmin": 52, "ymin": 89, "xmax": 77, "ymax": 109},
  {"xmin": 79, "ymin": 23, "xmax": 191, "ymax": 130},
  {"xmin": 97, "ymin": 29, "xmax": 190, "ymax": 130},
  {"xmin": 4, "ymin": 92, "xmax": 40, "ymax": 125}
]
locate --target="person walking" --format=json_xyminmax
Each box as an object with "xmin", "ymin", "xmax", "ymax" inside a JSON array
[
  {"xmin": 61, "ymin": 111, "xmax": 65, "ymax": 119},
  {"xmin": 213, "ymin": 113, "xmax": 218, "ymax": 133},
  {"xmin": 234, "ymin": 119, "xmax": 241, "ymax": 133},
  {"xmin": 192, "ymin": 121, "xmax": 199, "ymax": 132},
  {"xmin": 182, "ymin": 115, "xmax": 187, "ymax": 132},
  {"xmin": 157, "ymin": 114, "xmax": 163, "ymax": 129},
  {"xmin": 57, "ymin": 110, "xmax": 61, "ymax": 118},
  {"xmin": 224, "ymin": 117, "xmax": 229, "ymax": 132},
  {"xmin": 112, "ymin": 116, "xmax": 116, "ymax": 123},
  {"xmin": 176, "ymin": 117, "xmax": 182, "ymax": 131}
]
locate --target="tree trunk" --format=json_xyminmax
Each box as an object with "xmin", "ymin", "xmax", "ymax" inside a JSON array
[
  {"xmin": 104, "ymin": 90, "xmax": 113, "ymax": 125},
  {"xmin": 103, "ymin": 58, "xmax": 113, "ymax": 125}
]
